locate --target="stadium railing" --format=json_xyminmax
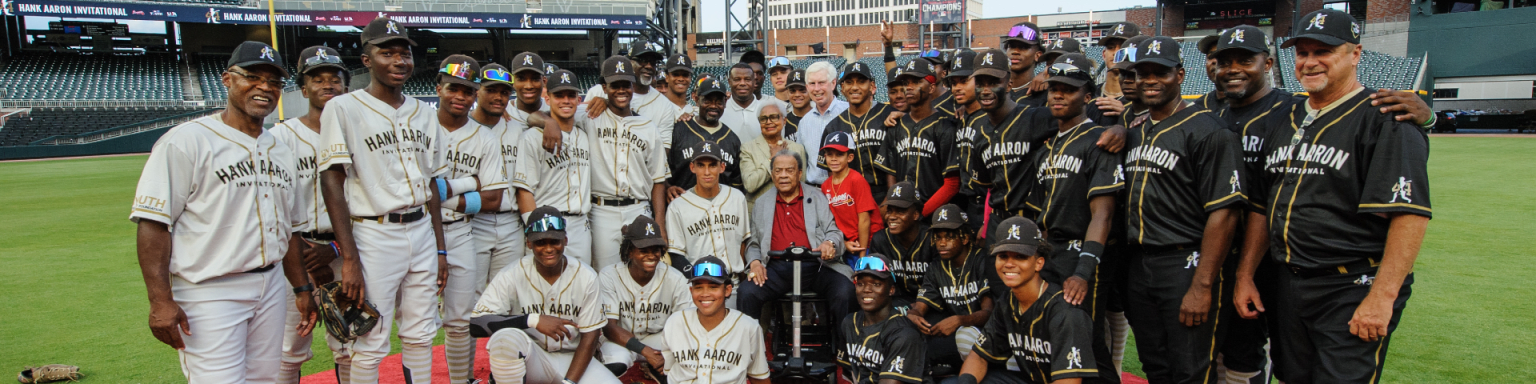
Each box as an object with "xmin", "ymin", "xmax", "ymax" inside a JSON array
[
  {"xmin": 31, "ymin": 108, "xmax": 222, "ymax": 146},
  {"xmin": 0, "ymin": 99, "xmax": 186, "ymax": 109}
]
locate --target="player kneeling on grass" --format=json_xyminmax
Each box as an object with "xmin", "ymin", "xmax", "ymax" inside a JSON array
[
  {"xmin": 659, "ymin": 256, "xmax": 772, "ymax": 384},
  {"xmin": 908, "ymin": 204, "xmax": 1000, "ymax": 370},
  {"xmin": 839, "ymin": 253, "xmax": 928, "ymax": 384},
  {"xmin": 597, "ymin": 215, "xmax": 695, "ymax": 377},
  {"xmin": 471, "ymin": 206, "xmax": 615, "ymax": 384},
  {"xmin": 957, "ymin": 217, "xmax": 1099, "ymax": 384}
]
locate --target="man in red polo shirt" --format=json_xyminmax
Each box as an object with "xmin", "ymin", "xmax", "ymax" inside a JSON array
[{"xmin": 738, "ymin": 149, "xmax": 854, "ymax": 328}]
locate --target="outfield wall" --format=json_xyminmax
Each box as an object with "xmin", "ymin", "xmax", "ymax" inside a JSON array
[{"xmin": 0, "ymin": 127, "xmax": 166, "ymax": 160}]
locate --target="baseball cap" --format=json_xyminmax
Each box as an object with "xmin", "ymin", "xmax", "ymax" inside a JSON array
[
  {"xmin": 882, "ymin": 181, "xmax": 920, "ymax": 209},
  {"xmin": 623, "ymin": 216, "xmax": 667, "ymax": 249},
  {"xmin": 1215, "ymin": 25, "xmax": 1272, "ymax": 56},
  {"xmin": 851, "ymin": 253, "xmax": 894, "ymax": 280},
  {"xmin": 947, "ymin": 50, "xmax": 977, "ymax": 79},
  {"xmin": 1042, "ymin": 37, "xmax": 1082, "ymax": 63},
  {"xmin": 667, "ymin": 53, "xmax": 694, "ymax": 74},
  {"xmin": 1134, "ymin": 36, "xmax": 1183, "ymax": 69},
  {"xmin": 822, "ymin": 131, "xmax": 855, "ymax": 153},
  {"xmin": 1098, "ymin": 22, "xmax": 1140, "ymax": 46},
  {"xmin": 895, "ymin": 59, "xmax": 935, "ymax": 83},
  {"xmin": 296, "ymin": 45, "xmax": 345, "ymax": 79},
  {"xmin": 929, "ymin": 203, "xmax": 967, "ymax": 230},
  {"xmin": 547, "ymin": 69, "xmax": 581, "ymax": 94},
  {"xmin": 786, "ymin": 69, "xmax": 808, "ymax": 89},
  {"xmin": 1113, "ymin": 36, "xmax": 1152, "ymax": 71},
  {"xmin": 511, "ymin": 52, "xmax": 544, "ymax": 77},
  {"xmin": 360, "ymin": 16, "xmax": 416, "ymax": 47},
  {"xmin": 919, "ymin": 49, "xmax": 946, "ymax": 66},
  {"xmin": 524, "ymin": 206, "xmax": 568, "ymax": 242},
  {"xmin": 1282, "ymin": 9, "xmax": 1360, "ymax": 48},
  {"xmin": 688, "ymin": 256, "xmax": 732, "ymax": 285},
  {"xmin": 1046, "ymin": 53, "xmax": 1095, "ymax": 88},
  {"xmin": 543, "ymin": 62, "xmax": 561, "ymax": 76},
  {"xmin": 601, "ymin": 55, "xmax": 637, "ymax": 85},
  {"xmin": 696, "ymin": 76, "xmax": 728, "ymax": 97},
  {"xmin": 739, "ymin": 50, "xmax": 766, "ymax": 67},
  {"xmin": 228, "ymin": 41, "xmax": 289, "ymax": 77},
  {"xmin": 437, "ymin": 54, "xmax": 481, "ymax": 90},
  {"xmin": 990, "ymin": 216, "xmax": 1042, "ymax": 256},
  {"xmin": 629, "ymin": 39, "xmax": 665, "ymax": 61},
  {"xmin": 972, "ymin": 49, "xmax": 1010, "ymax": 80},
  {"xmin": 886, "ymin": 66, "xmax": 905, "ymax": 87},
  {"xmin": 479, "ymin": 64, "xmax": 513, "ymax": 87},
  {"xmin": 687, "ymin": 139, "xmax": 725, "ymax": 163},
  {"xmin": 1002, "ymin": 22, "xmax": 1043, "ymax": 47},
  {"xmin": 767, "ymin": 56, "xmax": 793, "ymax": 71},
  {"xmin": 1197, "ymin": 34, "xmax": 1221, "ymax": 57},
  {"xmin": 841, "ymin": 61, "xmax": 874, "ymax": 82}
]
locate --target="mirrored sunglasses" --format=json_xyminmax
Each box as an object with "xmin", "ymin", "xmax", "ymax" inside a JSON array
[
  {"xmin": 482, "ymin": 67, "xmax": 512, "ymax": 83},
  {"xmin": 692, "ymin": 262, "xmax": 725, "ymax": 278},
  {"xmin": 854, "ymin": 256, "xmax": 890, "ymax": 273},
  {"xmin": 524, "ymin": 215, "xmax": 567, "ymax": 234}
]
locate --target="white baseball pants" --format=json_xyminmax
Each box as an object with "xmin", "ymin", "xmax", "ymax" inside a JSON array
[
  {"xmin": 349, "ymin": 218, "xmax": 440, "ymax": 384},
  {"xmin": 172, "ymin": 264, "xmax": 287, "ymax": 383}
]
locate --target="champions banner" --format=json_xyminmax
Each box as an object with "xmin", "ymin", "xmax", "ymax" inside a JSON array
[
  {"xmin": 7, "ymin": 0, "xmax": 646, "ymax": 29},
  {"xmin": 918, "ymin": 0, "xmax": 964, "ymax": 25}
]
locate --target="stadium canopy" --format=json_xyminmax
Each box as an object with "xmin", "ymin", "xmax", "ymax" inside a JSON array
[{"xmin": 8, "ymin": 0, "xmax": 647, "ymax": 29}]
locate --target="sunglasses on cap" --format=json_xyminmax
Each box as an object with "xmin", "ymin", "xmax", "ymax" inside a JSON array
[
  {"xmin": 854, "ymin": 256, "xmax": 891, "ymax": 274},
  {"xmin": 692, "ymin": 261, "xmax": 726, "ymax": 279},
  {"xmin": 304, "ymin": 53, "xmax": 343, "ymax": 67},
  {"xmin": 1008, "ymin": 25, "xmax": 1038, "ymax": 42},
  {"xmin": 482, "ymin": 67, "xmax": 513, "ymax": 83},
  {"xmin": 1049, "ymin": 63, "xmax": 1090, "ymax": 79},
  {"xmin": 1114, "ymin": 47, "xmax": 1138, "ymax": 64},
  {"xmin": 524, "ymin": 215, "xmax": 567, "ymax": 234},
  {"xmin": 920, "ymin": 50, "xmax": 943, "ymax": 58},
  {"xmin": 440, "ymin": 63, "xmax": 476, "ymax": 81}
]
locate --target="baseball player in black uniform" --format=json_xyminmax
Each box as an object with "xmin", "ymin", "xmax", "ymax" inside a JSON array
[
  {"xmin": 840, "ymin": 253, "xmax": 929, "ymax": 384},
  {"xmin": 1241, "ymin": 9, "xmax": 1432, "ymax": 384},
  {"xmin": 866, "ymin": 181, "xmax": 933, "ymax": 306},
  {"xmin": 784, "ymin": 69, "xmax": 809, "ymax": 137},
  {"xmin": 907, "ymin": 204, "xmax": 1000, "ymax": 369},
  {"xmin": 918, "ymin": 50, "xmax": 959, "ymax": 121},
  {"xmin": 947, "ymin": 49, "xmax": 991, "ymax": 234},
  {"xmin": 882, "ymin": 59, "xmax": 960, "ymax": 217},
  {"xmin": 820, "ymin": 61, "xmax": 898, "ymax": 199},
  {"xmin": 958, "ymin": 217, "xmax": 1100, "ymax": 384},
  {"xmin": 668, "ymin": 77, "xmax": 744, "ymax": 194},
  {"xmin": 1001, "ymin": 22, "xmax": 1049, "ymax": 107},
  {"xmin": 1120, "ymin": 36, "xmax": 1247, "ymax": 384}
]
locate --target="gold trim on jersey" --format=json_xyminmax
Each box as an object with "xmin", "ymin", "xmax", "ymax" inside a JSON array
[
  {"xmin": 1037, "ymin": 121, "xmax": 1096, "ymax": 222},
  {"xmin": 1273, "ymin": 97, "xmax": 1369, "ymax": 264},
  {"xmin": 1130, "ymin": 107, "xmax": 1208, "ymax": 245}
]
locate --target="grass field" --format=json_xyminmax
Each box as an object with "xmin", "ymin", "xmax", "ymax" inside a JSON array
[{"xmin": 1, "ymin": 136, "xmax": 1531, "ymax": 383}]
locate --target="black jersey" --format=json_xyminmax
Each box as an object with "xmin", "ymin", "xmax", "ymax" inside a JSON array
[
  {"xmin": 868, "ymin": 224, "xmax": 934, "ymax": 298},
  {"xmin": 668, "ymin": 119, "xmax": 743, "ymax": 191},
  {"xmin": 955, "ymin": 110, "xmax": 989, "ymax": 197},
  {"xmin": 932, "ymin": 90, "xmax": 958, "ymax": 121},
  {"xmin": 1032, "ymin": 123, "xmax": 1126, "ymax": 241},
  {"xmin": 918, "ymin": 247, "xmax": 999, "ymax": 317},
  {"xmin": 786, "ymin": 110, "xmax": 803, "ymax": 138},
  {"xmin": 972, "ymin": 284, "xmax": 1100, "ymax": 384},
  {"xmin": 881, "ymin": 110, "xmax": 960, "ymax": 199},
  {"xmin": 837, "ymin": 312, "xmax": 927, "ymax": 384},
  {"xmin": 971, "ymin": 105, "xmax": 1057, "ymax": 215},
  {"xmin": 1221, "ymin": 90, "xmax": 1303, "ymax": 174},
  {"xmin": 822, "ymin": 102, "xmax": 898, "ymax": 194},
  {"xmin": 1253, "ymin": 88, "xmax": 1432, "ymax": 269},
  {"xmin": 1012, "ymin": 83, "xmax": 1049, "ymax": 108},
  {"xmin": 1192, "ymin": 91, "xmax": 1229, "ymax": 120},
  {"xmin": 1123, "ymin": 106, "xmax": 1247, "ymax": 248}
]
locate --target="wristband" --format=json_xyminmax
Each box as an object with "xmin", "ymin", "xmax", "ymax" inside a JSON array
[
  {"xmin": 464, "ymin": 191, "xmax": 483, "ymax": 215},
  {"xmin": 1074, "ymin": 240, "xmax": 1105, "ymax": 281},
  {"xmin": 1420, "ymin": 113, "xmax": 1436, "ymax": 129},
  {"xmin": 435, "ymin": 178, "xmax": 449, "ymax": 201},
  {"xmin": 625, "ymin": 337, "xmax": 649, "ymax": 353},
  {"xmin": 521, "ymin": 211, "xmax": 533, "ymax": 223},
  {"xmin": 527, "ymin": 313, "xmax": 541, "ymax": 329},
  {"xmin": 958, "ymin": 373, "xmax": 978, "ymax": 384},
  {"xmin": 329, "ymin": 241, "xmax": 340, "ymax": 257},
  {"xmin": 448, "ymin": 177, "xmax": 478, "ymax": 197},
  {"xmin": 562, "ymin": 379, "xmax": 577, "ymax": 384},
  {"xmin": 292, "ymin": 283, "xmax": 314, "ymax": 294},
  {"xmin": 438, "ymin": 249, "xmax": 448, "ymax": 256},
  {"xmin": 884, "ymin": 44, "xmax": 896, "ymax": 63}
]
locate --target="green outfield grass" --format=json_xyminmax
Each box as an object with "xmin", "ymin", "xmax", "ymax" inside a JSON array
[{"xmin": 0, "ymin": 136, "xmax": 1531, "ymax": 382}]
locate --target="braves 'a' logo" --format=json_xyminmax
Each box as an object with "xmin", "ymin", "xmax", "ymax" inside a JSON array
[
  {"xmin": 890, "ymin": 185, "xmax": 902, "ymax": 198},
  {"xmin": 793, "ymin": 72, "xmax": 801, "ymax": 81},
  {"xmin": 1114, "ymin": 164, "xmax": 1125, "ymax": 184},
  {"xmin": 890, "ymin": 356, "xmax": 906, "ymax": 374},
  {"xmin": 1068, "ymin": 240, "xmax": 1082, "ymax": 252},
  {"xmin": 953, "ymin": 59, "xmax": 963, "ymax": 69},
  {"xmin": 937, "ymin": 209, "xmax": 949, "ymax": 221},
  {"xmin": 853, "ymin": 63, "xmax": 861, "ymax": 72},
  {"xmin": 702, "ymin": 143, "xmax": 712, "ymax": 153},
  {"xmin": 1354, "ymin": 274, "xmax": 1374, "ymax": 286},
  {"xmin": 1390, "ymin": 177, "xmax": 1413, "ymax": 203},
  {"xmin": 1114, "ymin": 24, "xmax": 1125, "ymax": 35}
]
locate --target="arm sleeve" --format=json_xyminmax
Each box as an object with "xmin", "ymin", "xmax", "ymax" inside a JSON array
[
  {"xmin": 1195, "ymin": 124, "xmax": 1248, "ymax": 212},
  {"xmin": 1085, "ymin": 143, "xmax": 1125, "ymax": 198},
  {"xmin": 316, "ymin": 101, "xmax": 353, "ymax": 170},
  {"xmin": 939, "ymin": 119, "xmax": 960, "ymax": 175},
  {"xmin": 472, "ymin": 271, "xmax": 517, "ymax": 318},
  {"xmin": 512, "ymin": 131, "xmax": 542, "ymax": 193},
  {"xmin": 816, "ymin": 198, "xmax": 846, "ymax": 254},
  {"xmin": 130, "ymin": 137, "xmax": 194, "ymax": 225},
  {"xmin": 853, "ymin": 176, "xmax": 879, "ymax": 215},
  {"xmin": 874, "ymin": 120, "xmax": 900, "ymax": 175},
  {"xmin": 430, "ymin": 117, "xmax": 450, "ymax": 178},
  {"xmin": 1357, "ymin": 120, "xmax": 1432, "ymax": 217},
  {"xmin": 599, "ymin": 270, "xmax": 622, "ymax": 321},
  {"xmin": 970, "ymin": 300, "xmax": 1012, "ymax": 362},
  {"xmin": 1048, "ymin": 305, "xmax": 1100, "ymax": 380},
  {"xmin": 578, "ymin": 276, "xmax": 606, "ymax": 332},
  {"xmin": 479, "ymin": 134, "xmax": 510, "ymax": 191},
  {"xmin": 746, "ymin": 324, "xmax": 773, "ymax": 379},
  {"xmin": 879, "ymin": 323, "xmax": 929, "ymax": 383},
  {"xmin": 666, "ymin": 205, "xmax": 688, "ymax": 257},
  {"xmin": 922, "ymin": 176, "xmax": 961, "ymax": 216},
  {"xmin": 917, "ymin": 262, "xmax": 943, "ymax": 309},
  {"xmin": 649, "ymin": 126, "xmax": 670, "ymax": 184},
  {"xmin": 744, "ymin": 197, "xmax": 764, "ymax": 264},
  {"xmin": 741, "ymin": 142, "xmax": 769, "ymax": 197}
]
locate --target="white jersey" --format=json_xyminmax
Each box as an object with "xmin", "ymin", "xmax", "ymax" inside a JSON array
[
  {"xmin": 660, "ymin": 310, "xmax": 771, "ymax": 384},
  {"xmin": 497, "ymin": 105, "xmax": 542, "ymax": 209},
  {"xmin": 317, "ymin": 90, "xmax": 446, "ymax": 216},
  {"xmin": 585, "ymin": 84, "xmax": 680, "ymax": 149},
  {"xmin": 598, "ymin": 264, "xmax": 694, "ymax": 336},
  {"xmin": 129, "ymin": 115, "xmax": 301, "ymax": 283},
  {"xmin": 512, "ymin": 125, "xmax": 592, "ymax": 214},
  {"xmin": 663, "ymin": 98, "xmax": 697, "ymax": 135},
  {"xmin": 270, "ymin": 119, "xmax": 330, "ymax": 233},
  {"xmin": 664, "ymin": 188, "xmax": 753, "ymax": 273},
  {"xmin": 438, "ymin": 119, "xmax": 509, "ymax": 222},
  {"xmin": 578, "ymin": 108, "xmax": 669, "ymax": 201},
  {"xmin": 474, "ymin": 255, "xmax": 605, "ymax": 352},
  {"xmin": 720, "ymin": 98, "xmax": 766, "ymax": 145}
]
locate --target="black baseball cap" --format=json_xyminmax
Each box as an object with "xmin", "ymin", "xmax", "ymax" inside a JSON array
[
  {"xmin": 1042, "ymin": 37, "xmax": 1082, "ymax": 63},
  {"xmin": 822, "ymin": 131, "xmax": 854, "ymax": 152},
  {"xmin": 947, "ymin": 50, "xmax": 977, "ymax": 79},
  {"xmin": 1198, "ymin": 34, "xmax": 1221, "ymax": 57},
  {"xmin": 882, "ymin": 181, "xmax": 920, "ymax": 209},
  {"xmin": 437, "ymin": 54, "xmax": 481, "ymax": 90},
  {"xmin": 1281, "ymin": 9, "xmax": 1361, "ymax": 49},
  {"xmin": 361, "ymin": 16, "xmax": 416, "ymax": 47},
  {"xmin": 543, "ymin": 62, "xmax": 560, "ymax": 76},
  {"xmin": 296, "ymin": 45, "xmax": 345, "ymax": 79},
  {"xmin": 1047, "ymin": 53, "xmax": 1095, "ymax": 88},
  {"xmin": 767, "ymin": 56, "xmax": 793, "ymax": 72},
  {"xmin": 929, "ymin": 203, "xmax": 967, "ymax": 230},
  {"xmin": 990, "ymin": 216, "xmax": 1042, "ymax": 256},
  {"xmin": 667, "ymin": 53, "xmax": 694, "ymax": 74},
  {"xmin": 972, "ymin": 49, "xmax": 1010, "ymax": 80},
  {"xmin": 1135, "ymin": 36, "xmax": 1183, "ymax": 69},
  {"xmin": 228, "ymin": 41, "xmax": 289, "ymax": 77},
  {"xmin": 688, "ymin": 256, "xmax": 732, "ymax": 285},
  {"xmin": 841, "ymin": 61, "xmax": 874, "ymax": 82},
  {"xmin": 623, "ymin": 216, "xmax": 667, "ymax": 249},
  {"xmin": 629, "ymin": 39, "xmax": 665, "ymax": 61},
  {"xmin": 525, "ymin": 206, "xmax": 568, "ymax": 242},
  {"xmin": 895, "ymin": 59, "xmax": 935, "ymax": 82},
  {"xmin": 851, "ymin": 253, "xmax": 894, "ymax": 280},
  {"xmin": 687, "ymin": 139, "xmax": 725, "ymax": 163},
  {"xmin": 1002, "ymin": 22, "xmax": 1043, "ymax": 47},
  {"xmin": 1113, "ymin": 36, "xmax": 1152, "ymax": 71},
  {"xmin": 547, "ymin": 69, "xmax": 581, "ymax": 94},
  {"xmin": 696, "ymin": 76, "xmax": 728, "ymax": 97},
  {"xmin": 511, "ymin": 52, "xmax": 544, "ymax": 77},
  {"xmin": 1099, "ymin": 22, "xmax": 1140, "ymax": 46},
  {"xmin": 739, "ymin": 50, "xmax": 766, "ymax": 67},
  {"xmin": 480, "ymin": 64, "xmax": 513, "ymax": 88},
  {"xmin": 601, "ymin": 55, "xmax": 637, "ymax": 85},
  {"xmin": 919, "ymin": 49, "xmax": 946, "ymax": 66},
  {"xmin": 1215, "ymin": 25, "xmax": 1272, "ymax": 56},
  {"xmin": 787, "ymin": 69, "xmax": 808, "ymax": 89},
  {"xmin": 886, "ymin": 66, "xmax": 905, "ymax": 87}
]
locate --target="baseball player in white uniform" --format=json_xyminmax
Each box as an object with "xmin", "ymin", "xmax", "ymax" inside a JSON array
[
  {"xmin": 316, "ymin": 17, "xmax": 448, "ymax": 384},
  {"xmin": 581, "ymin": 40, "xmax": 680, "ymax": 149},
  {"xmin": 131, "ymin": 40, "xmax": 317, "ymax": 383},
  {"xmin": 513, "ymin": 69, "xmax": 595, "ymax": 264},
  {"xmin": 470, "ymin": 206, "xmax": 616, "ymax": 384},
  {"xmin": 471, "ymin": 60, "xmax": 533, "ymax": 296},
  {"xmin": 659, "ymin": 256, "xmax": 772, "ymax": 384},
  {"xmin": 271, "ymin": 45, "xmax": 350, "ymax": 384},
  {"xmin": 433, "ymin": 54, "xmax": 510, "ymax": 384},
  {"xmin": 597, "ymin": 215, "xmax": 694, "ymax": 376},
  {"xmin": 661, "ymin": 53, "xmax": 698, "ymax": 126},
  {"xmin": 579, "ymin": 55, "xmax": 670, "ymax": 270},
  {"xmin": 664, "ymin": 140, "xmax": 756, "ymax": 283}
]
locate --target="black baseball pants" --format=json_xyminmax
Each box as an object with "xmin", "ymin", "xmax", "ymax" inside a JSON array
[
  {"xmin": 1269, "ymin": 266, "xmax": 1412, "ymax": 384},
  {"xmin": 1123, "ymin": 247, "xmax": 1228, "ymax": 384}
]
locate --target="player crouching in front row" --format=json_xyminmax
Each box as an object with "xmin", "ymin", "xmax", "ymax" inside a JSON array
[
  {"xmin": 840, "ymin": 253, "xmax": 928, "ymax": 384},
  {"xmin": 659, "ymin": 256, "xmax": 773, "ymax": 384},
  {"xmin": 597, "ymin": 216, "xmax": 694, "ymax": 378}
]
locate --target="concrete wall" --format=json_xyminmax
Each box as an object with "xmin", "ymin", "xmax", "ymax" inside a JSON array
[{"xmin": 0, "ymin": 127, "xmax": 167, "ymax": 160}]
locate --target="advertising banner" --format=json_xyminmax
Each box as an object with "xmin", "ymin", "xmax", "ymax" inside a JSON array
[
  {"xmin": 918, "ymin": 0, "xmax": 964, "ymax": 25},
  {"xmin": 10, "ymin": 0, "xmax": 646, "ymax": 29}
]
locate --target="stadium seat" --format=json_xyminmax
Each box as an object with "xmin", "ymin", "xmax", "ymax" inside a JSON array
[
  {"xmin": 0, "ymin": 107, "xmax": 215, "ymax": 146},
  {"xmin": 0, "ymin": 53, "xmax": 183, "ymax": 100}
]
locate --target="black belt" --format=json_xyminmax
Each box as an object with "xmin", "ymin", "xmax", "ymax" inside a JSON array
[
  {"xmin": 562, "ymin": 211, "xmax": 583, "ymax": 217},
  {"xmin": 592, "ymin": 196, "xmax": 642, "ymax": 207},
  {"xmin": 245, "ymin": 264, "xmax": 276, "ymax": 273},
  {"xmin": 1130, "ymin": 243, "xmax": 1197, "ymax": 255},
  {"xmin": 1288, "ymin": 259, "xmax": 1380, "ymax": 279},
  {"xmin": 443, "ymin": 218, "xmax": 468, "ymax": 225},
  {"xmin": 302, "ymin": 231, "xmax": 335, "ymax": 241},
  {"xmin": 351, "ymin": 207, "xmax": 426, "ymax": 224}
]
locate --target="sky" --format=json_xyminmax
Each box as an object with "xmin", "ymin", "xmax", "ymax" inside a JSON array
[{"xmin": 699, "ymin": 0, "xmax": 1157, "ymax": 33}]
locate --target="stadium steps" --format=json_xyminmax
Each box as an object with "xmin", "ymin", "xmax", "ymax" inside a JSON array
[{"xmin": 181, "ymin": 54, "xmax": 205, "ymax": 102}]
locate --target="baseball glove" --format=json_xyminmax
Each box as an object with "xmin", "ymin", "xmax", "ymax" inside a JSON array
[
  {"xmin": 17, "ymin": 364, "xmax": 80, "ymax": 383},
  {"xmin": 314, "ymin": 281, "xmax": 381, "ymax": 343}
]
